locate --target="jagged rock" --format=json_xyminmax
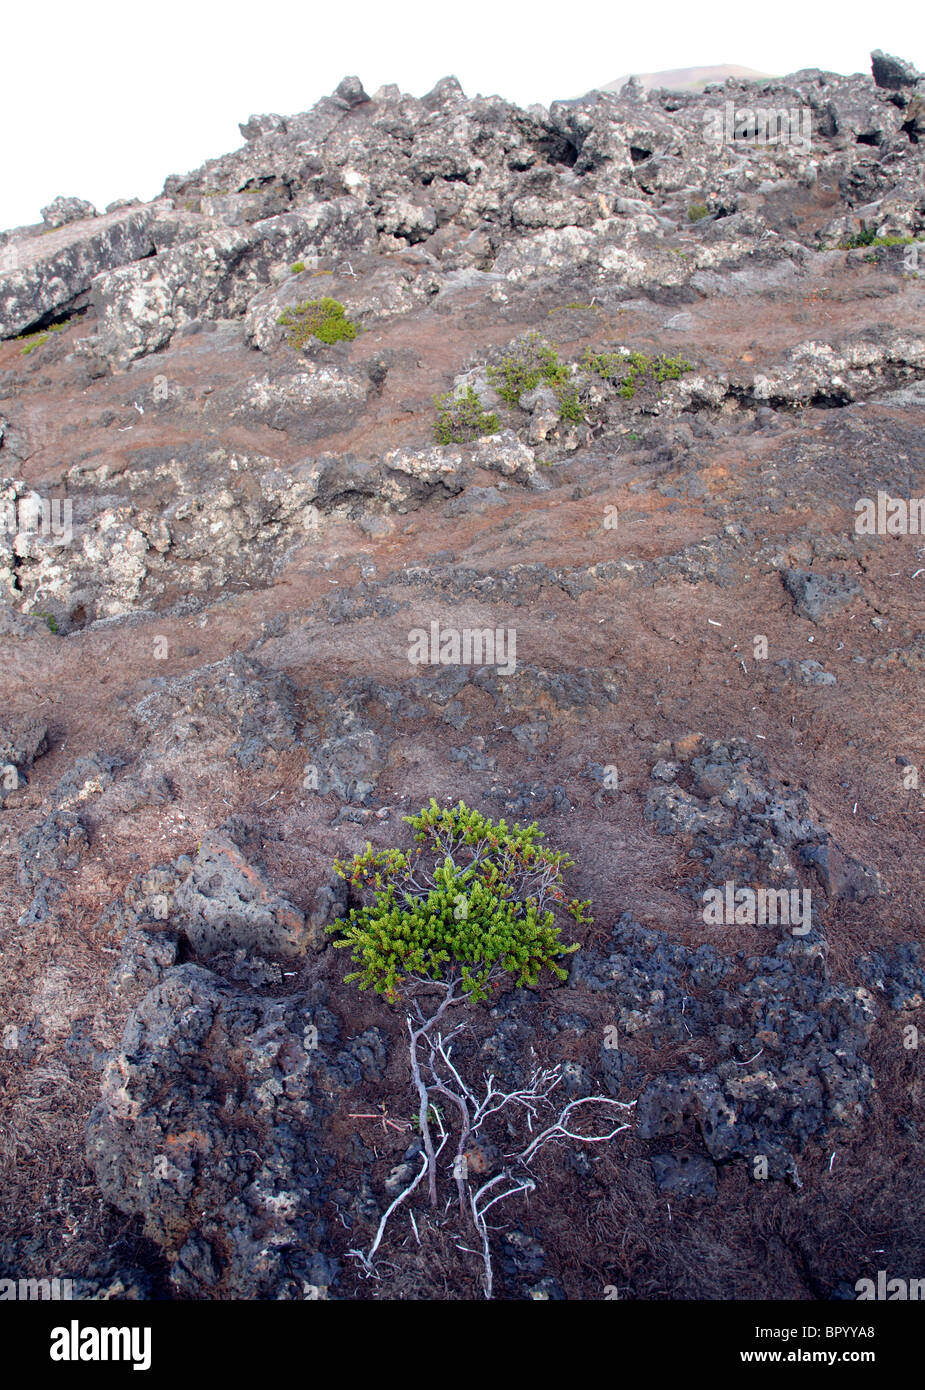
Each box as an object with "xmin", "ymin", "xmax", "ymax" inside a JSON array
[
  {"xmin": 239, "ymin": 113, "xmax": 287, "ymax": 141},
  {"xmin": 85, "ymin": 964, "xmax": 382, "ymax": 1297},
  {"xmin": 0, "ymin": 714, "xmax": 48, "ymax": 796},
  {"xmin": 109, "ymin": 925, "xmax": 179, "ymax": 997},
  {"xmin": 858, "ymin": 943, "xmax": 925, "ymax": 1010},
  {"xmin": 40, "ymin": 196, "xmax": 98, "ymax": 228},
  {"xmin": 781, "ymin": 567, "xmax": 861, "ymax": 622},
  {"xmin": 131, "ymin": 653, "xmax": 301, "ymax": 770},
  {"xmin": 53, "ymin": 751, "xmax": 120, "ymax": 809},
  {"xmin": 871, "ymin": 50, "xmax": 921, "ymax": 91},
  {"xmin": 333, "ymin": 75, "xmax": 370, "ymax": 109},
  {"xmin": 244, "ymin": 259, "xmax": 425, "ymax": 351},
  {"xmin": 86, "ymin": 204, "xmax": 376, "ymax": 368},
  {"xmin": 645, "ymin": 735, "xmax": 882, "ymax": 914},
  {"xmin": 573, "ymin": 914, "xmax": 877, "ymax": 1181},
  {"xmin": 18, "ymin": 810, "xmax": 87, "ymax": 887},
  {"xmin": 228, "ymin": 363, "xmax": 371, "ymax": 441},
  {"xmin": 0, "ymin": 207, "xmax": 156, "ymax": 339},
  {"xmin": 172, "ymin": 832, "xmax": 308, "ymax": 959}
]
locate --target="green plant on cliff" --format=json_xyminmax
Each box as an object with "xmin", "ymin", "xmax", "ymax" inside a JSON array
[
  {"xmin": 584, "ymin": 347, "xmax": 693, "ymax": 398},
  {"xmin": 328, "ymin": 801, "xmax": 627, "ymax": 1300},
  {"xmin": 432, "ymin": 386, "xmax": 500, "ymax": 444},
  {"xmin": 17, "ymin": 321, "xmax": 68, "ymax": 356},
  {"xmin": 488, "ymin": 332, "xmax": 570, "ymax": 402},
  {"xmin": 328, "ymin": 799, "xmax": 586, "ymax": 1003},
  {"xmin": 488, "ymin": 333, "xmax": 585, "ymax": 423},
  {"xmin": 278, "ymin": 296, "xmax": 358, "ymax": 347}
]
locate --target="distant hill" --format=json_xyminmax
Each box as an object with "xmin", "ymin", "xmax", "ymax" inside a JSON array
[{"xmin": 596, "ymin": 64, "xmax": 775, "ymax": 94}]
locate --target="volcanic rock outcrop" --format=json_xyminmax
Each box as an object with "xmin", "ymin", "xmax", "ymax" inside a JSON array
[{"xmin": 2, "ymin": 53, "xmax": 923, "ymax": 1301}]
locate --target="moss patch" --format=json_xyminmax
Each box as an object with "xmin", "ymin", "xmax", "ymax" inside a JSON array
[{"xmin": 17, "ymin": 321, "xmax": 68, "ymax": 356}]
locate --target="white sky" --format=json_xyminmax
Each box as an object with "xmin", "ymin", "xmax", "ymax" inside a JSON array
[{"xmin": 2, "ymin": 0, "xmax": 923, "ymax": 231}]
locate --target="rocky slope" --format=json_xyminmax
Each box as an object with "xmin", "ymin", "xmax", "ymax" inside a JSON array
[{"xmin": 0, "ymin": 53, "xmax": 923, "ymax": 1301}]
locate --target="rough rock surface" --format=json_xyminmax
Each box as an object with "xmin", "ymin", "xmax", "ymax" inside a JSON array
[
  {"xmin": 86, "ymin": 963, "xmax": 378, "ymax": 1297},
  {"xmin": 1, "ymin": 54, "xmax": 924, "ymax": 1302}
]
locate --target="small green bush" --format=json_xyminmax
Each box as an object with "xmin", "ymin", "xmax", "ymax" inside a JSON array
[
  {"xmin": 556, "ymin": 384, "xmax": 585, "ymax": 424},
  {"xmin": 688, "ymin": 203, "xmax": 710, "ymax": 222},
  {"xmin": 487, "ymin": 333, "xmax": 570, "ymax": 405},
  {"xmin": 584, "ymin": 348, "xmax": 693, "ymax": 398},
  {"xmin": 290, "ymin": 260, "xmax": 306, "ymax": 274},
  {"xmin": 838, "ymin": 230, "xmax": 917, "ymax": 251},
  {"xmin": 327, "ymin": 799, "xmax": 587, "ymax": 1002},
  {"xmin": 278, "ymin": 297, "xmax": 358, "ymax": 347},
  {"xmin": 433, "ymin": 386, "xmax": 500, "ymax": 444},
  {"xmin": 487, "ymin": 333, "xmax": 585, "ymax": 423}
]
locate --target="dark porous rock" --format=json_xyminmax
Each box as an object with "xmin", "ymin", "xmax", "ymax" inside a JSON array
[
  {"xmin": 18, "ymin": 810, "xmax": 87, "ymax": 888},
  {"xmin": 0, "ymin": 714, "xmax": 48, "ymax": 798},
  {"xmin": 644, "ymin": 735, "xmax": 882, "ymax": 917},
  {"xmin": 85, "ymin": 964, "xmax": 382, "ymax": 1298},
  {"xmin": 857, "ymin": 943, "xmax": 925, "ymax": 1011},
  {"xmin": 131, "ymin": 653, "xmax": 301, "ymax": 771},
  {"xmin": 799, "ymin": 842, "xmax": 885, "ymax": 905},
  {"xmin": 53, "ymin": 751, "xmax": 121, "ymax": 808},
  {"xmin": 173, "ymin": 832, "xmax": 309, "ymax": 960},
  {"xmin": 871, "ymin": 50, "xmax": 921, "ymax": 91},
  {"xmin": 781, "ymin": 568, "xmax": 861, "ymax": 623},
  {"xmin": 573, "ymin": 913, "xmax": 877, "ymax": 1182},
  {"xmin": 109, "ymin": 925, "xmax": 180, "ymax": 997}
]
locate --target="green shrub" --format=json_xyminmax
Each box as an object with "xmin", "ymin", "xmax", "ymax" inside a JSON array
[
  {"xmin": 487, "ymin": 333, "xmax": 585, "ymax": 423},
  {"xmin": 290, "ymin": 260, "xmax": 306, "ymax": 274},
  {"xmin": 688, "ymin": 203, "xmax": 710, "ymax": 222},
  {"xmin": 838, "ymin": 230, "xmax": 917, "ymax": 251},
  {"xmin": 584, "ymin": 347, "xmax": 693, "ymax": 398},
  {"xmin": 278, "ymin": 297, "xmax": 358, "ymax": 347},
  {"xmin": 838, "ymin": 228, "xmax": 878, "ymax": 249},
  {"xmin": 327, "ymin": 799, "xmax": 587, "ymax": 1002},
  {"xmin": 487, "ymin": 333, "xmax": 570, "ymax": 405},
  {"xmin": 433, "ymin": 386, "xmax": 500, "ymax": 444},
  {"xmin": 556, "ymin": 384, "xmax": 585, "ymax": 423}
]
